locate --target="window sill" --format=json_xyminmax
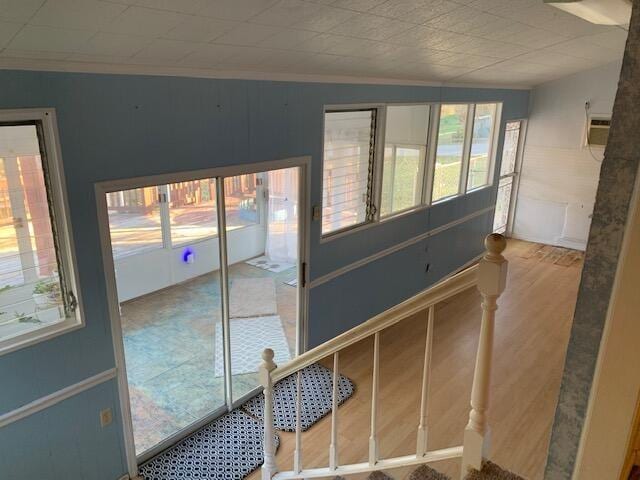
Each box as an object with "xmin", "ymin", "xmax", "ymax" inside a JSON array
[
  {"xmin": 320, "ymin": 220, "xmax": 377, "ymax": 244},
  {"xmin": 0, "ymin": 315, "xmax": 84, "ymax": 357}
]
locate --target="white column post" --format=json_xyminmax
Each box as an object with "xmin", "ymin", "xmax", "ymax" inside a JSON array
[
  {"xmin": 461, "ymin": 234, "xmax": 508, "ymax": 477},
  {"xmin": 260, "ymin": 348, "xmax": 278, "ymax": 480}
]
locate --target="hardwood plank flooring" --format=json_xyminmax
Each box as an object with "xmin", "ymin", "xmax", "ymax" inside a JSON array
[{"xmin": 246, "ymin": 239, "xmax": 582, "ymax": 480}]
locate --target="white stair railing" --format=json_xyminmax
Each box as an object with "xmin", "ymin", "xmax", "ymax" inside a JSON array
[{"xmin": 259, "ymin": 234, "xmax": 508, "ymax": 480}]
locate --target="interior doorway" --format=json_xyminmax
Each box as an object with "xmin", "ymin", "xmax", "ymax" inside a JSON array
[{"xmin": 97, "ymin": 160, "xmax": 307, "ymax": 465}]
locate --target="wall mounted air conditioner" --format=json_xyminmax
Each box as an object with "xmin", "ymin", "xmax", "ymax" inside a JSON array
[{"xmin": 585, "ymin": 115, "xmax": 611, "ymax": 148}]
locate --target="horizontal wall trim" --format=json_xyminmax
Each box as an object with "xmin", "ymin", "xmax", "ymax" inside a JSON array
[
  {"xmin": 310, "ymin": 205, "xmax": 495, "ymax": 288},
  {"xmin": 0, "ymin": 58, "xmax": 531, "ymax": 91},
  {"xmin": 0, "ymin": 368, "xmax": 116, "ymax": 428}
]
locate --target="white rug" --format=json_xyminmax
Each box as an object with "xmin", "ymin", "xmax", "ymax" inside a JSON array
[
  {"xmin": 245, "ymin": 255, "xmax": 295, "ymax": 273},
  {"xmin": 229, "ymin": 277, "xmax": 277, "ymax": 318},
  {"xmin": 214, "ymin": 315, "xmax": 292, "ymax": 377}
]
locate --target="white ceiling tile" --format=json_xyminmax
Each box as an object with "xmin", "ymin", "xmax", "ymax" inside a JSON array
[
  {"xmin": 66, "ymin": 52, "xmax": 133, "ymax": 64},
  {"xmin": 545, "ymin": 38, "xmax": 623, "ymax": 62},
  {"xmin": 289, "ymin": 32, "xmax": 343, "ymax": 52},
  {"xmin": 0, "ymin": 20, "xmax": 21, "ymax": 48},
  {"xmin": 293, "ymin": 4, "xmax": 357, "ymax": 32},
  {"xmin": 212, "ymin": 22, "xmax": 280, "ymax": 46},
  {"xmin": 321, "ymin": 35, "xmax": 379, "ymax": 57},
  {"xmin": 258, "ymin": 28, "xmax": 319, "ymax": 49},
  {"xmin": 79, "ymin": 32, "xmax": 152, "ymax": 56},
  {"xmin": 162, "ymin": 16, "xmax": 238, "ymax": 42},
  {"xmin": 329, "ymin": 0, "xmax": 387, "ymax": 12},
  {"xmin": 131, "ymin": 38, "xmax": 198, "ymax": 62},
  {"xmin": 329, "ymin": 13, "xmax": 411, "ymax": 40},
  {"xmin": 128, "ymin": 0, "xmax": 208, "ymax": 14},
  {"xmin": 0, "ymin": 48, "xmax": 71, "ymax": 60},
  {"xmin": 0, "ymin": 0, "xmax": 44, "ymax": 22},
  {"xmin": 179, "ymin": 42, "xmax": 236, "ymax": 66},
  {"xmin": 8, "ymin": 24, "xmax": 94, "ymax": 53},
  {"xmin": 29, "ymin": 0, "xmax": 127, "ymax": 30},
  {"xmin": 198, "ymin": 0, "xmax": 281, "ymax": 22},
  {"xmin": 248, "ymin": 0, "xmax": 320, "ymax": 27},
  {"xmin": 585, "ymin": 29, "xmax": 628, "ymax": 51},
  {"xmin": 102, "ymin": 6, "xmax": 187, "ymax": 36}
]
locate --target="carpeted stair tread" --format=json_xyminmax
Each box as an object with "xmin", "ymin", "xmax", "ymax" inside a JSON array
[
  {"xmin": 410, "ymin": 464, "xmax": 451, "ymax": 480},
  {"xmin": 463, "ymin": 461, "xmax": 524, "ymax": 480},
  {"xmin": 368, "ymin": 471, "xmax": 394, "ymax": 480}
]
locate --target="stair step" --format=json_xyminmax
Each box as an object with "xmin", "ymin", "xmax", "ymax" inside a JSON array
[
  {"xmin": 463, "ymin": 461, "xmax": 524, "ymax": 480},
  {"xmin": 410, "ymin": 464, "xmax": 451, "ymax": 480}
]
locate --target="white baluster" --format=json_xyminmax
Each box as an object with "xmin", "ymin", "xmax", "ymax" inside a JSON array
[
  {"xmin": 417, "ymin": 305, "xmax": 435, "ymax": 457},
  {"xmin": 329, "ymin": 352, "xmax": 340, "ymax": 470},
  {"xmin": 369, "ymin": 332, "xmax": 380, "ymax": 466},
  {"xmin": 260, "ymin": 348, "xmax": 278, "ymax": 480},
  {"xmin": 461, "ymin": 234, "xmax": 508, "ymax": 477},
  {"xmin": 294, "ymin": 370, "xmax": 302, "ymax": 474}
]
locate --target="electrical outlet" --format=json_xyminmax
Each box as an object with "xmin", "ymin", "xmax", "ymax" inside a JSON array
[{"xmin": 100, "ymin": 408, "xmax": 113, "ymax": 427}]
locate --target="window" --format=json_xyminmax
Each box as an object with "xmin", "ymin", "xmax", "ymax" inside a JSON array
[
  {"xmin": 468, "ymin": 103, "xmax": 498, "ymax": 190},
  {"xmin": 321, "ymin": 102, "xmax": 504, "ymax": 238},
  {"xmin": 432, "ymin": 104, "xmax": 469, "ymax": 202},
  {"xmin": 381, "ymin": 105, "xmax": 429, "ymax": 217},
  {"xmin": 107, "ymin": 186, "xmax": 163, "ymax": 258},
  {"xmin": 0, "ymin": 113, "xmax": 80, "ymax": 353},
  {"xmin": 169, "ymin": 179, "xmax": 218, "ymax": 245},
  {"xmin": 224, "ymin": 173, "xmax": 259, "ymax": 231},
  {"xmin": 322, "ymin": 109, "xmax": 376, "ymax": 236}
]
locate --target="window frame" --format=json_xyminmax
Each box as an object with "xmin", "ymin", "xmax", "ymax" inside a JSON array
[
  {"xmin": 0, "ymin": 108, "xmax": 84, "ymax": 356},
  {"xmin": 320, "ymin": 105, "xmax": 384, "ymax": 241},
  {"xmin": 320, "ymin": 101, "xmax": 505, "ymax": 241},
  {"xmin": 465, "ymin": 102, "xmax": 502, "ymax": 194}
]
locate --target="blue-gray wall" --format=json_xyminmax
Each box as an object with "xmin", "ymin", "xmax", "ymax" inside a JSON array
[{"xmin": 0, "ymin": 69, "xmax": 529, "ymax": 479}]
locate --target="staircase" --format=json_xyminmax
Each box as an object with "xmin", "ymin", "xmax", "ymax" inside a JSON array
[{"xmin": 258, "ymin": 234, "xmax": 519, "ymax": 480}]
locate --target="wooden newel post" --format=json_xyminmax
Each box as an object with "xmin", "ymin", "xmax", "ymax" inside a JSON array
[
  {"xmin": 260, "ymin": 348, "xmax": 278, "ymax": 480},
  {"xmin": 462, "ymin": 234, "xmax": 508, "ymax": 477}
]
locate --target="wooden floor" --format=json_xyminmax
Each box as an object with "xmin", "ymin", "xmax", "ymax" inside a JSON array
[{"xmin": 247, "ymin": 239, "xmax": 583, "ymax": 480}]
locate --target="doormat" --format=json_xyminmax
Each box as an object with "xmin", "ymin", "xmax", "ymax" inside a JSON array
[
  {"xmin": 214, "ymin": 315, "xmax": 292, "ymax": 377},
  {"xmin": 242, "ymin": 363, "xmax": 355, "ymax": 432},
  {"xmin": 229, "ymin": 277, "xmax": 277, "ymax": 318},
  {"xmin": 246, "ymin": 255, "xmax": 295, "ymax": 273},
  {"xmin": 138, "ymin": 409, "xmax": 280, "ymax": 480}
]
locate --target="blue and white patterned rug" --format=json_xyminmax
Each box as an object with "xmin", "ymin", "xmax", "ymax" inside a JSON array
[
  {"xmin": 214, "ymin": 316, "xmax": 292, "ymax": 377},
  {"xmin": 242, "ymin": 363, "xmax": 355, "ymax": 432},
  {"xmin": 138, "ymin": 409, "xmax": 279, "ymax": 480}
]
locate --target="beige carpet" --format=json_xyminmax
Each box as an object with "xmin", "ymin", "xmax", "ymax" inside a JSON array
[
  {"xmin": 229, "ymin": 277, "xmax": 277, "ymax": 318},
  {"xmin": 359, "ymin": 461, "xmax": 524, "ymax": 480}
]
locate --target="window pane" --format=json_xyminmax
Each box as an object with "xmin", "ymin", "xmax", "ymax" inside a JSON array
[
  {"xmin": 169, "ymin": 178, "xmax": 217, "ymax": 244},
  {"xmin": 493, "ymin": 176, "xmax": 513, "ymax": 233},
  {"xmin": 381, "ymin": 105, "xmax": 429, "ymax": 216},
  {"xmin": 107, "ymin": 186, "xmax": 163, "ymax": 258},
  {"xmin": 224, "ymin": 173, "xmax": 259, "ymax": 231},
  {"xmin": 500, "ymin": 120, "xmax": 521, "ymax": 177},
  {"xmin": 468, "ymin": 103, "xmax": 497, "ymax": 190},
  {"xmin": 0, "ymin": 125, "xmax": 66, "ymax": 342},
  {"xmin": 322, "ymin": 110, "xmax": 375, "ymax": 235},
  {"xmin": 433, "ymin": 104, "xmax": 468, "ymax": 202}
]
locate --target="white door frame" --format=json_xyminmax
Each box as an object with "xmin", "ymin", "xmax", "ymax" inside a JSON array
[{"xmin": 95, "ymin": 156, "xmax": 311, "ymax": 478}]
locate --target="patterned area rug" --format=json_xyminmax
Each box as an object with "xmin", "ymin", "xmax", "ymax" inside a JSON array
[
  {"xmin": 246, "ymin": 255, "xmax": 295, "ymax": 273},
  {"xmin": 138, "ymin": 409, "xmax": 279, "ymax": 480},
  {"xmin": 242, "ymin": 363, "xmax": 355, "ymax": 431},
  {"xmin": 214, "ymin": 315, "xmax": 291, "ymax": 376},
  {"xmin": 229, "ymin": 277, "xmax": 277, "ymax": 318}
]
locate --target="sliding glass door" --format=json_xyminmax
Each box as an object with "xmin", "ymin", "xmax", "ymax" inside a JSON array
[{"xmin": 104, "ymin": 165, "xmax": 303, "ymax": 459}]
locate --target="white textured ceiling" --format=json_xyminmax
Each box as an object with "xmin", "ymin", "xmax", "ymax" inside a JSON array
[{"xmin": 0, "ymin": 0, "xmax": 629, "ymax": 87}]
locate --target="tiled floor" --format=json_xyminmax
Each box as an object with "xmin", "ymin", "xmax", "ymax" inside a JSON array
[{"xmin": 120, "ymin": 259, "xmax": 297, "ymax": 455}]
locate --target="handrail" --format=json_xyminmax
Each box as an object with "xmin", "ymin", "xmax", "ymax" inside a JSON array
[
  {"xmin": 260, "ymin": 234, "xmax": 508, "ymax": 480},
  {"xmin": 272, "ymin": 263, "xmax": 479, "ymax": 383}
]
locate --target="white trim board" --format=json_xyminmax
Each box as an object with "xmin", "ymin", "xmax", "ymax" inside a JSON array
[
  {"xmin": 309, "ymin": 205, "xmax": 495, "ymax": 288},
  {"xmin": 0, "ymin": 368, "xmax": 116, "ymax": 428}
]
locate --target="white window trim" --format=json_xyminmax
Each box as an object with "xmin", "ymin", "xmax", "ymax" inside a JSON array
[
  {"xmin": 320, "ymin": 101, "xmax": 506, "ymax": 241},
  {"xmin": 0, "ymin": 108, "xmax": 84, "ymax": 356},
  {"xmin": 320, "ymin": 105, "xmax": 383, "ymax": 240}
]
